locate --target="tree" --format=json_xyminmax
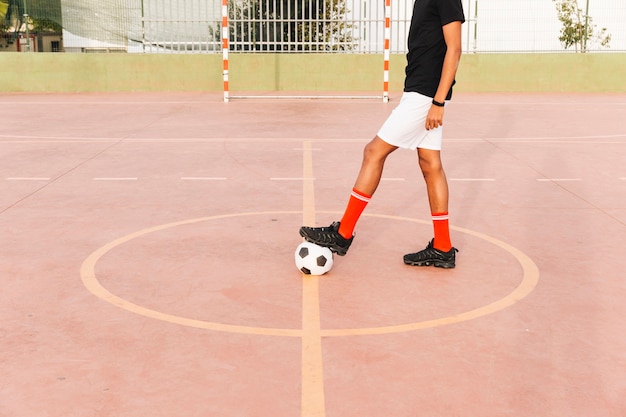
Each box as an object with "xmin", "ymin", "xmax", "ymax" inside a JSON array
[
  {"xmin": 296, "ymin": 0, "xmax": 355, "ymax": 51},
  {"xmin": 222, "ymin": 0, "xmax": 356, "ymax": 51},
  {"xmin": 2, "ymin": 0, "xmax": 25, "ymax": 35},
  {"xmin": 553, "ymin": 0, "xmax": 610, "ymax": 52},
  {"xmin": 2, "ymin": 0, "xmax": 62, "ymax": 36}
]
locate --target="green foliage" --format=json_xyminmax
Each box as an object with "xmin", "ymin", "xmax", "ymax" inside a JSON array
[
  {"xmin": 553, "ymin": 0, "xmax": 611, "ymax": 52},
  {"xmin": 0, "ymin": 1, "xmax": 8, "ymax": 19},
  {"xmin": 296, "ymin": 0, "xmax": 355, "ymax": 51},
  {"xmin": 2, "ymin": 0, "xmax": 62, "ymax": 33},
  {"xmin": 31, "ymin": 17, "xmax": 61, "ymax": 32}
]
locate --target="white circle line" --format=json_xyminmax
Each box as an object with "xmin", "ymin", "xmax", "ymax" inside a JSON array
[{"xmin": 80, "ymin": 211, "xmax": 539, "ymax": 337}]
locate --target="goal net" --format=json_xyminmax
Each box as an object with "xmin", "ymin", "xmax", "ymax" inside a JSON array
[{"xmin": 2, "ymin": 0, "xmax": 393, "ymax": 100}]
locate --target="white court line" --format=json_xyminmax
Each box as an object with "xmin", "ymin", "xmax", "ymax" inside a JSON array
[
  {"xmin": 93, "ymin": 177, "xmax": 138, "ymax": 181},
  {"xmin": 453, "ymin": 101, "xmax": 626, "ymax": 106},
  {"xmin": 6, "ymin": 177, "xmax": 51, "ymax": 181},
  {"xmin": 270, "ymin": 177, "xmax": 315, "ymax": 181},
  {"xmin": 620, "ymin": 177, "xmax": 626, "ymax": 181},
  {"xmin": 448, "ymin": 133, "xmax": 626, "ymax": 142},
  {"xmin": 181, "ymin": 177, "xmax": 227, "ymax": 180},
  {"xmin": 0, "ymin": 101, "xmax": 216, "ymax": 106},
  {"xmin": 449, "ymin": 178, "xmax": 496, "ymax": 182},
  {"xmin": 537, "ymin": 178, "xmax": 582, "ymax": 182},
  {"xmin": 2, "ymin": 133, "xmax": 625, "ymax": 144}
]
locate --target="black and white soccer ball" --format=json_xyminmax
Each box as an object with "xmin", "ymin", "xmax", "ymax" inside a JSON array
[{"xmin": 295, "ymin": 242, "xmax": 334, "ymax": 275}]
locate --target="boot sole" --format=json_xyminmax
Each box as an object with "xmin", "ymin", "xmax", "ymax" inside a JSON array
[
  {"xmin": 403, "ymin": 259, "xmax": 456, "ymax": 268},
  {"xmin": 299, "ymin": 230, "xmax": 349, "ymax": 256}
]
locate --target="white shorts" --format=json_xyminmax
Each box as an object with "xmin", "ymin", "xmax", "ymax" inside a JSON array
[{"xmin": 377, "ymin": 92, "xmax": 446, "ymax": 151}]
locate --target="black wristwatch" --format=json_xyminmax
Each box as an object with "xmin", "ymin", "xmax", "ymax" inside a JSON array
[{"xmin": 432, "ymin": 99, "xmax": 445, "ymax": 107}]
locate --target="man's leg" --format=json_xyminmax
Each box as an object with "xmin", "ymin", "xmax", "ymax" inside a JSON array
[
  {"xmin": 403, "ymin": 148, "xmax": 457, "ymax": 267},
  {"xmin": 299, "ymin": 136, "xmax": 397, "ymax": 255},
  {"xmin": 417, "ymin": 147, "xmax": 452, "ymax": 251},
  {"xmin": 352, "ymin": 136, "xmax": 399, "ymax": 196},
  {"xmin": 337, "ymin": 136, "xmax": 398, "ymax": 238}
]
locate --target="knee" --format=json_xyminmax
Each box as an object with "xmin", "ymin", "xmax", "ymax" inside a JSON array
[
  {"xmin": 361, "ymin": 137, "xmax": 397, "ymax": 167},
  {"xmin": 418, "ymin": 153, "xmax": 443, "ymax": 178},
  {"xmin": 363, "ymin": 140, "xmax": 385, "ymax": 164}
]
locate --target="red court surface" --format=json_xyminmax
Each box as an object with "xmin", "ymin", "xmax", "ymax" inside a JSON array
[{"xmin": 1, "ymin": 92, "xmax": 625, "ymax": 417}]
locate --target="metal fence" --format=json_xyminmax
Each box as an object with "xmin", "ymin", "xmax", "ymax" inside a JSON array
[
  {"xmin": 463, "ymin": 0, "xmax": 625, "ymax": 53},
  {"xmin": 2, "ymin": 0, "xmax": 625, "ymax": 53},
  {"xmin": 119, "ymin": 0, "xmax": 626, "ymax": 53}
]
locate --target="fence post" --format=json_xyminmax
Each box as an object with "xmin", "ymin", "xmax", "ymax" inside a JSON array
[{"xmin": 581, "ymin": 0, "xmax": 589, "ymax": 53}]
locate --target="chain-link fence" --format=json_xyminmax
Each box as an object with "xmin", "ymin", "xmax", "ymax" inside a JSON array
[{"xmin": 1, "ymin": 0, "xmax": 624, "ymax": 53}]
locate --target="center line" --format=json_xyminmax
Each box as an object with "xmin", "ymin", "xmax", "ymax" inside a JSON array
[{"xmin": 301, "ymin": 140, "xmax": 326, "ymax": 417}]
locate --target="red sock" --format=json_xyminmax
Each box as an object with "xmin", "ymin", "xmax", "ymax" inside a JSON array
[
  {"xmin": 432, "ymin": 212, "xmax": 452, "ymax": 251},
  {"xmin": 338, "ymin": 188, "xmax": 371, "ymax": 239}
]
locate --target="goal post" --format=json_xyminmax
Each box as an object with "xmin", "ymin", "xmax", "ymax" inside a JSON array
[
  {"xmin": 222, "ymin": 0, "xmax": 230, "ymax": 102},
  {"xmin": 383, "ymin": 0, "xmax": 391, "ymax": 103}
]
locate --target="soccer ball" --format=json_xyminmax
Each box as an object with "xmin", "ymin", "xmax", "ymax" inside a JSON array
[{"xmin": 295, "ymin": 242, "xmax": 334, "ymax": 275}]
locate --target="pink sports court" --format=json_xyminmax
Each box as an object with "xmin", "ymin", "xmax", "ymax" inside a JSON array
[{"xmin": 1, "ymin": 92, "xmax": 625, "ymax": 416}]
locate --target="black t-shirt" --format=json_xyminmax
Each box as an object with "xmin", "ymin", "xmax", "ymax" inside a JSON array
[{"xmin": 404, "ymin": 0, "xmax": 465, "ymax": 99}]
